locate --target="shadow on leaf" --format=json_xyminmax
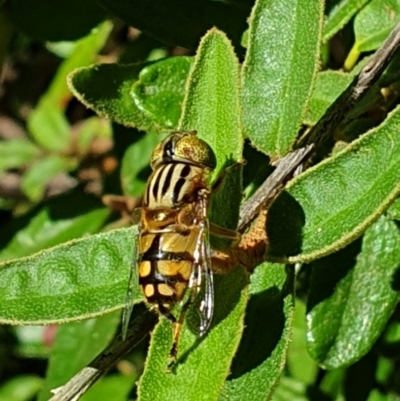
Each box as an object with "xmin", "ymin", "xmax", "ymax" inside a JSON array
[
  {"xmin": 266, "ymin": 190, "xmax": 305, "ymax": 258},
  {"xmin": 228, "ymin": 266, "xmax": 294, "ymax": 378},
  {"xmin": 176, "ymin": 266, "xmax": 248, "ymax": 366},
  {"xmin": 306, "ymin": 238, "xmax": 362, "ymax": 314}
]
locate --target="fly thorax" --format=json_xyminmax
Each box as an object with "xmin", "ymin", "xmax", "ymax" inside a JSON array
[
  {"xmin": 142, "ymin": 208, "xmax": 179, "ymax": 230},
  {"xmin": 145, "ymin": 162, "xmax": 205, "ymax": 208}
]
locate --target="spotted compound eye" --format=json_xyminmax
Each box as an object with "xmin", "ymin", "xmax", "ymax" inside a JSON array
[
  {"xmin": 150, "ymin": 131, "xmax": 217, "ymax": 170},
  {"xmin": 150, "ymin": 141, "xmax": 163, "ymax": 169},
  {"xmin": 174, "ymin": 133, "xmax": 217, "ymax": 170}
]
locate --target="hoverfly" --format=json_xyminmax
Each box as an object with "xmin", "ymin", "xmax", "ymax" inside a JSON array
[{"xmin": 122, "ymin": 130, "xmax": 239, "ymax": 366}]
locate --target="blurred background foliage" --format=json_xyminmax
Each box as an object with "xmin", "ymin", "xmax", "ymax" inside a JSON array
[{"xmin": 0, "ymin": 0, "xmax": 400, "ymax": 400}]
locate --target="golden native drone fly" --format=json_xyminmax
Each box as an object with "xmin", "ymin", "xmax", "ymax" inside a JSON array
[{"xmin": 123, "ymin": 131, "xmax": 239, "ymax": 366}]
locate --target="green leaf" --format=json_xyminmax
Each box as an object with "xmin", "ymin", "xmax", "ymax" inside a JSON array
[
  {"xmin": 0, "ymin": 192, "xmax": 109, "ymax": 261},
  {"xmin": 286, "ymin": 301, "xmax": 317, "ymax": 384},
  {"xmin": 38, "ymin": 313, "xmax": 120, "ymax": 401},
  {"xmin": 98, "ymin": 0, "xmax": 251, "ymax": 51},
  {"xmin": 179, "ymin": 29, "xmax": 243, "ymax": 234},
  {"xmin": 14, "ymin": 326, "xmax": 49, "ymax": 358},
  {"xmin": 0, "ymin": 227, "xmax": 142, "ymax": 324},
  {"xmin": 271, "ymin": 377, "xmax": 309, "ymax": 401},
  {"xmin": 367, "ymin": 389, "xmax": 390, "ymax": 401},
  {"xmin": 48, "ymin": 22, "xmax": 112, "ymax": 106},
  {"xmin": 75, "ymin": 116, "xmax": 112, "ymax": 154},
  {"xmin": 45, "ymin": 41, "xmax": 77, "ymax": 59},
  {"xmin": 81, "ymin": 374, "xmax": 136, "ymax": 401},
  {"xmin": 28, "ymin": 100, "xmax": 71, "ymax": 153},
  {"xmin": 0, "ymin": 139, "xmax": 41, "ymax": 173},
  {"xmin": 375, "ymin": 355, "xmax": 393, "ymax": 384},
  {"xmin": 219, "ymin": 263, "xmax": 294, "ymax": 401},
  {"xmin": 387, "ymin": 197, "xmax": 400, "ymax": 220},
  {"xmin": 138, "ymin": 266, "xmax": 248, "ymax": 401},
  {"xmin": 319, "ymin": 368, "xmax": 345, "ymax": 399},
  {"xmin": 179, "ymin": 30, "xmax": 242, "ymax": 172},
  {"xmin": 0, "ymin": 375, "xmax": 42, "ymax": 401},
  {"xmin": 8, "ymin": 0, "xmax": 106, "ymax": 41},
  {"xmin": 69, "ymin": 63, "xmax": 162, "ymax": 133},
  {"xmin": 241, "ymin": 0, "xmax": 323, "ymax": 157},
  {"xmin": 267, "ymin": 106, "xmax": 400, "ymax": 263},
  {"xmin": 306, "ymin": 215, "xmax": 400, "ymax": 369},
  {"xmin": 323, "ymin": 0, "xmax": 371, "ymax": 42},
  {"xmin": 354, "ymin": 0, "xmax": 400, "ymax": 52},
  {"xmin": 21, "ymin": 155, "xmax": 76, "ymax": 202},
  {"xmin": 121, "ymin": 133, "xmax": 160, "ymax": 197},
  {"xmin": 304, "ymin": 70, "xmax": 353, "ymax": 126},
  {"xmin": 131, "ymin": 57, "xmax": 192, "ymax": 129},
  {"xmin": 28, "ymin": 22, "xmax": 112, "ymax": 152}
]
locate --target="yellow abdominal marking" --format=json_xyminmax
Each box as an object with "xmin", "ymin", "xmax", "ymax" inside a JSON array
[
  {"xmin": 158, "ymin": 283, "xmax": 175, "ymax": 297},
  {"xmin": 157, "ymin": 260, "xmax": 192, "ymax": 279},
  {"xmin": 144, "ymin": 284, "xmax": 155, "ymax": 298},
  {"xmin": 139, "ymin": 261, "xmax": 152, "ymax": 277}
]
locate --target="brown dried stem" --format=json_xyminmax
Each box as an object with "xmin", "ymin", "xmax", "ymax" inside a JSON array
[{"xmin": 49, "ymin": 311, "xmax": 157, "ymax": 401}]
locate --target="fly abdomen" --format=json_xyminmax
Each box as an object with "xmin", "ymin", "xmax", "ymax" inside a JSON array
[{"xmin": 139, "ymin": 244, "xmax": 193, "ymax": 308}]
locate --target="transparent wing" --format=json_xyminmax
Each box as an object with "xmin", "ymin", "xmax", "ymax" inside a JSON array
[
  {"xmin": 121, "ymin": 223, "xmax": 140, "ymax": 340},
  {"xmin": 198, "ymin": 225, "xmax": 214, "ymax": 335},
  {"xmin": 197, "ymin": 197, "xmax": 214, "ymax": 336}
]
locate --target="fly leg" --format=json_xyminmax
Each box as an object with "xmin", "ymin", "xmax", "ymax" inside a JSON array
[
  {"xmin": 209, "ymin": 222, "xmax": 241, "ymax": 246},
  {"xmin": 167, "ymin": 271, "xmax": 208, "ymax": 371},
  {"xmin": 165, "ymin": 298, "xmax": 193, "ymax": 371},
  {"xmin": 198, "ymin": 188, "xmax": 240, "ymax": 244}
]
